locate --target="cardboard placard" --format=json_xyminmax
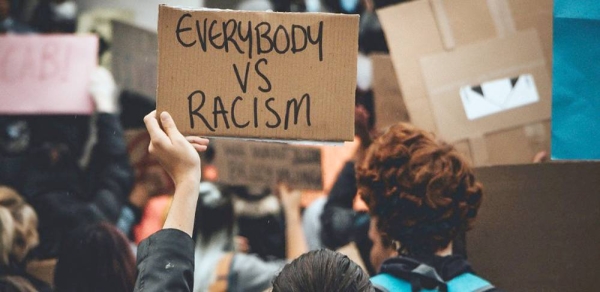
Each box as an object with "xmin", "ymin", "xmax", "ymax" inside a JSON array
[
  {"xmin": 156, "ymin": 5, "xmax": 358, "ymax": 142},
  {"xmin": 213, "ymin": 139, "xmax": 322, "ymax": 190},
  {"xmin": 112, "ymin": 20, "xmax": 158, "ymax": 100},
  {"xmin": 371, "ymin": 54, "xmax": 409, "ymax": 130},
  {"xmin": 0, "ymin": 35, "xmax": 98, "ymax": 114},
  {"xmin": 377, "ymin": 0, "xmax": 553, "ymax": 165},
  {"xmin": 551, "ymin": 0, "xmax": 600, "ymax": 160},
  {"xmin": 470, "ymin": 162, "xmax": 600, "ymax": 291},
  {"xmin": 420, "ymin": 29, "xmax": 551, "ymax": 143}
]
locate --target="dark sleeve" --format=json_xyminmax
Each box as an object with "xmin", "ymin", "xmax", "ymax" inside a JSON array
[
  {"xmin": 86, "ymin": 113, "xmax": 134, "ymax": 223},
  {"xmin": 134, "ymin": 229, "xmax": 195, "ymax": 292},
  {"xmin": 320, "ymin": 161, "xmax": 358, "ymax": 249}
]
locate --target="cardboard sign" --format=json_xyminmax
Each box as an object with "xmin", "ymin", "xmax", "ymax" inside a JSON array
[
  {"xmin": 420, "ymin": 29, "xmax": 551, "ymax": 143},
  {"xmin": 213, "ymin": 139, "xmax": 322, "ymax": 190},
  {"xmin": 552, "ymin": 0, "xmax": 600, "ymax": 160},
  {"xmin": 371, "ymin": 54, "xmax": 409, "ymax": 130},
  {"xmin": 0, "ymin": 35, "xmax": 98, "ymax": 114},
  {"xmin": 377, "ymin": 0, "xmax": 553, "ymax": 165},
  {"xmin": 156, "ymin": 5, "xmax": 358, "ymax": 142},
  {"xmin": 112, "ymin": 20, "xmax": 158, "ymax": 100},
  {"xmin": 470, "ymin": 162, "xmax": 600, "ymax": 291}
]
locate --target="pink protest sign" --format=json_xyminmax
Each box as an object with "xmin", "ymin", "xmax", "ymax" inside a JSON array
[{"xmin": 0, "ymin": 35, "xmax": 98, "ymax": 114}]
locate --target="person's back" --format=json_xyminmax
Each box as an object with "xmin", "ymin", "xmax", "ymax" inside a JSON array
[{"xmin": 356, "ymin": 123, "xmax": 500, "ymax": 292}]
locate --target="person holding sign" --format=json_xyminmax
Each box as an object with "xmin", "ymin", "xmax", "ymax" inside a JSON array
[{"xmin": 357, "ymin": 123, "xmax": 501, "ymax": 292}]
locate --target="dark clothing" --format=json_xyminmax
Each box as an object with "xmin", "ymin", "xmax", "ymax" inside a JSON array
[
  {"xmin": 320, "ymin": 161, "xmax": 375, "ymax": 275},
  {"xmin": 375, "ymin": 255, "xmax": 502, "ymax": 292},
  {"xmin": 135, "ymin": 229, "xmax": 195, "ymax": 292},
  {"xmin": 23, "ymin": 114, "xmax": 134, "ymax": 258},
  {"xmin": 0, "ymin": 261, "xmax": 52, "ymax": 292}
]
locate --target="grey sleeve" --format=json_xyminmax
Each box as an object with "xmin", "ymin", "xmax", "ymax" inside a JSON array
[{"xmin": 228, "ymin": 253, "xmax": 286, "ymax": 292}]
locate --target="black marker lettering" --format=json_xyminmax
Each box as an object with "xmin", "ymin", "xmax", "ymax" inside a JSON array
[
  {"xmin": 231, "ymin": 96, "xmax": 250, "ymax": 128},
  {"xmin": 238, "ymin": 20, "xmax": 253, "ymax": 59},
  {"xmin": 209, "ymin": 20, "xmax": 225, "ymax": 49},
  {"xmin": 195, "ymin": 18, "xmax": 208, "ymax": 51},
  {"xmin": 255, "ymin": 58, "xmax": 272, "ymax": 93},
  {"xmin": 265, "ymin": 97, "xmax": 281, "ymax": 128},
  {"xmin": 233, "ymin": 62, "xmax": 250, "ymax": 93},
  {"xmin": 223, "ymin": 19, "xmax": 243, "ymax": 54},
  {"xmin": 188, "ymin": 90, "xmax": 215, "ymax": 131},
  {"xmin": 291, "ymin": 24, "xmax": 308, "ymax": 54},
  {"xmin": 307, "ymin": 21, "xmax": 324, "ymax": 61},
  {"xmin": 213, "ymin": 96, "xmax": 230, "ymax": 129},
  {"xmin": 176, "ymin": 13, "xmax": 196, "ymax": 47},
  {"xmin": 253, "ymin": 97, "xmax": 259, "ymax": 128},
  {"xmin": 273, "ymin": 25, "xmax": 290, "ymax": 54},
  {"xmin": 255, "ymin": 22, "xmax": 273, "ymax": 55},
  {"xmin": 284, "ymin": 94, "xmax": 311, "ymax": 130}
]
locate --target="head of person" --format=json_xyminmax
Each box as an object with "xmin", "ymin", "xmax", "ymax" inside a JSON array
[
  {"xmin": 193, "ymin": 182, "xmax": 235, "ymax": 245},
  {"xmin": 0, "ymin": 186, "xmax": 39, "ymax": 265},
  {"xmin": 357, "ymin": 123, "xmax": 483, "ymax": 257},
  {"xmin": 54, "ymin": 222, "xmax": 136, "ymax": 292},
  {"xmin": 272, "ymin": 249, "xmax": 373, "ymax": 292}
]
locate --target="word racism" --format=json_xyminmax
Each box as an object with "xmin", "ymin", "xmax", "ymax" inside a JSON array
[{"xmin": 174, "ymin": 13, "xmax": 324, "ymax": 132}]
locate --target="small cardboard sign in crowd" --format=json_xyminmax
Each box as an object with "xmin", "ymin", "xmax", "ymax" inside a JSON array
[{"xmin": 0, "ymin": 35, "xmax": 98, "ymax": 114}]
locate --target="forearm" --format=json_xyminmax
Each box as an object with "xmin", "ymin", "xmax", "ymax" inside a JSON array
[
  {"xmin": 163, "ymin": 179, "xmax": 200, "ymax": 237},
  {"xmin": 284, "ymin": 208, "xmax": 308, "ymax": 260}
]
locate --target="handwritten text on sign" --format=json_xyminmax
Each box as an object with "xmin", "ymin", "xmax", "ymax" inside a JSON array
[
  {"xmin": 157, "ymin": 6, "xmax": 358, "ymax": 141},
  {"xmin": 213, "ymin": 140, "xmax": 323, "ymax": 190},
  {"xmin": 0, "ymin": 35, "xmax": 98, "ymax": 114}
]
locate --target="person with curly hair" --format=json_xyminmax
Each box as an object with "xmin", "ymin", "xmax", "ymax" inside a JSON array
[{"xmin": 357, "ymin": 123, "xmax": 501, "ymax": 292}]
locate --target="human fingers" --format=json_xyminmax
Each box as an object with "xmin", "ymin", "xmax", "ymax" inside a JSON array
[
  {"xmin": 191, "ymin": 143, "xmax": 208, "ymax": 152},
  {"xmin": 185, "ymin": 136, "xmax": 210, "ymax": 146},
  {"xmin": 144, "ymin": 111, "xmax": 170, "ymax": 147},
  {"xmin": 159, "ymin": 112, "xmax": 183, "ymax": 141}
]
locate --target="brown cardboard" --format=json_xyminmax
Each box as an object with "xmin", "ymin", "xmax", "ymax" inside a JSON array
[
  {"xmin": 470, "ymin": 162, "xmax": 600, "ymax": 291},
  {"xmin": 212, "ymin": 139, "xmax": 322, "ymax": 190},
  {"xmin": 420, "ymin": 29, "xmax": 551, "ymax": 143},
  {"xmin": 453, "ymin": 120, "xmax": 550, "ymax": 166},
  {"xmin": 377, "ymin": 0, "xmax": 553, "ymax": 165},
  {"xmin": 156, "ymin": 5, "xmax": 358, "ymax": 142},
  {"xmin": 371, "ymin": 54, "xmax": 409, "ymax": 130},
  {"xmin": 112, "ymin": 20, "xmax": 158, "ymax": 100},
  {"xmin": 378, "ymin": 0, "xmax": 553, "ymax": 132}
]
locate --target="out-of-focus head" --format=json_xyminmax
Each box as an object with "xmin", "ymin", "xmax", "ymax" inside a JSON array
[
  {"xmin": 0, "ymin": 0, "xmax": 9, "ymax": 20},
  {"xmin": 193, "ymin": 183, "xmax": 234, "ymax": 243},
  {"xmin": 54, "ymin": 222, "xmax": 136, "ymax": 292},
  {"xmin": 357, "ymin": 123, "xmax": 483, "ymax": 256},
  {"xmin": 0, "ymin": 186, "xmax": 39, "ymax": 264},
  {"xmin": 272, "ymin": 249, "xmax": 373, "ymax": 292}
]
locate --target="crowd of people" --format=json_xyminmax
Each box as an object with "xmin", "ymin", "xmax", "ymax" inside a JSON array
[{"xmin": 0, "ymin": 0, "xmax": 511, "ymax": 291}]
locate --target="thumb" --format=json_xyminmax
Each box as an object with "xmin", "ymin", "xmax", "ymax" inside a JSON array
[{"xmin": 160, "ymin": 112, "xmax": 180, "ymax": 139}]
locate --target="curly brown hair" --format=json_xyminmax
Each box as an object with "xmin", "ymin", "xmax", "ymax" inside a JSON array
[{"xmin": 356, "ymin": 123, "xmax": 483, "ymax": 256}]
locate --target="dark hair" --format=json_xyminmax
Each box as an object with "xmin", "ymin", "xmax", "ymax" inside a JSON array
[
  {"xmin": 272, "ymin": 249, "xmax": 373, "ymax": 292},
  {"xmin": 193, "ymin": 183, "xmax": 234, "ymax": 244},
  {"xmin": 54, "ymin": 222, "xmax": 136, "ymax": 292},
  {"xmin": 356, "ymin": 123, "xmax": 483, "ymax": 256}
]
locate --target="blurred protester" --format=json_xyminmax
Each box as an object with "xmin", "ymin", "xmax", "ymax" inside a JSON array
[
  {"xmin": 0, "ymin": 186, "xmax": 51, "ymax": 292},
  {"xmin": 30, "ymin": 0, "xmax": 76, "ymax": 33},
  {"xmin": 357, "ymin": 123, "xmax": 500, "ymax": 291},
  {"xmin": 23, "ymin": 67, "xmax": 134, "ymax": 259},
  {"xmin": 302, "ymin": 196, "xmax": 326, "ymax": 250},
  {"xmin": 54, "ymin": 222, "xmax": 136, "ymax": 292},
  {"xmin": 194, "ymin": 183, "xmax": 307, "ymax": 291},
  {"xmin": 0, "ymin": 0, "xmax": 34, "ymax": 33},
  {"xmin": 320, "ymin": 90, "xmax": 377, "ymax": 274},
  {"xmin": 231, "ymin": 186, "xmax": 286, "ymax": 261},
  {"xmin": 272, "ymin": 249, "xmax": 374, "ymax": 292}
]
